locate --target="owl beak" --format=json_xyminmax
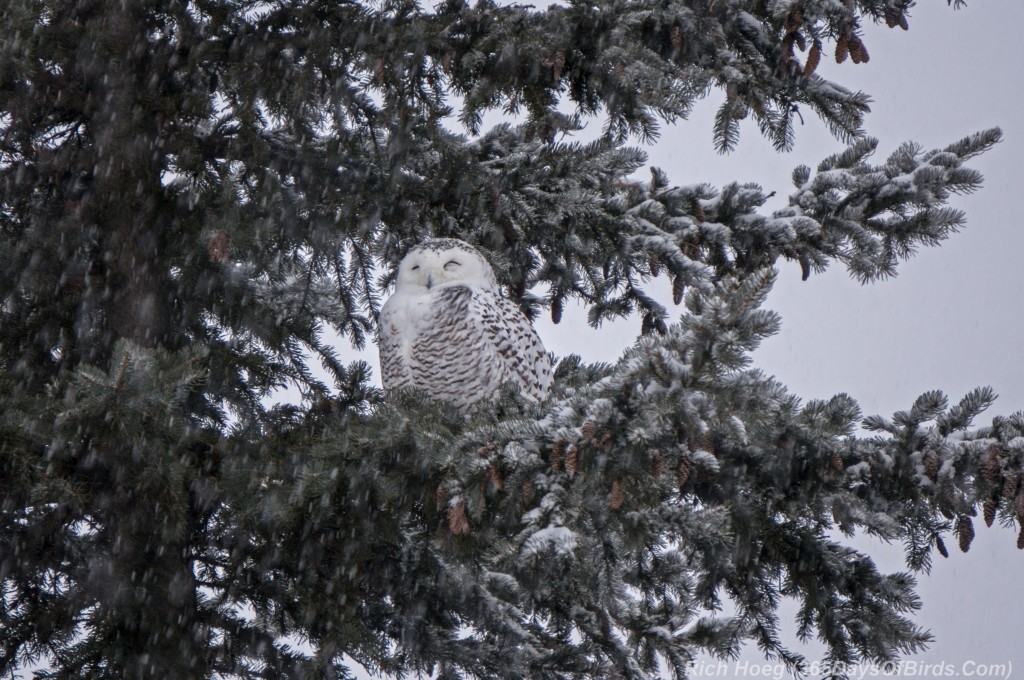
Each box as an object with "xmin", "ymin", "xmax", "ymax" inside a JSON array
[{"xmin": 426, "ymin": 275, "xmax": 434, "ymax": 290}]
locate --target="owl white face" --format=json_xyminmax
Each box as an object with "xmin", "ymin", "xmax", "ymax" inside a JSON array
[{"xmin": 394, "ymin": 239, "xmax": 498, "ymax": 292}]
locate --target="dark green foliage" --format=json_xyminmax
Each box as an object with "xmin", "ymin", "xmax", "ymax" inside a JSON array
[{"xmin": 1, "ymin": 0, "xmax": 1012, "ymax": 678}]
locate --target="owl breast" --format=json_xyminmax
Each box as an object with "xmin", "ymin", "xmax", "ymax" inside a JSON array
[{"xmin": 378, "ymin": 283, "xmax": 551, "ymax": 410}]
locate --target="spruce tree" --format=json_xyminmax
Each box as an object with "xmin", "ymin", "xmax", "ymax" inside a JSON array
[{"xmin": 0, "ymin": 0, "xmax": 1014, "ymax": 678}]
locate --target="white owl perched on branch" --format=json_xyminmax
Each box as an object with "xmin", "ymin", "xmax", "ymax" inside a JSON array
[{"xmin": 378, "ymin": 239, "xmax": 552, "ymax": 411}]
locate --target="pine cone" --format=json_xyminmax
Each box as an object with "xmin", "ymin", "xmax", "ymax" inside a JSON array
[
  {"xmin": 677, "ymin": 453, "xmax": 693, "ymax": 488},
  {"xmin": 448, "ymin": 500, "xmax": 470, "ymax": 536},
  {"xmin": 983, "ymin": 497, "xmax": 998, "ymax": 527},
  {"xmin": 935, "ymin": 535, "xmax": 949, "ymax": 559},
  {"xmin": 672, "ymin": 276, "xmax": 685, "ymax": 306},
  {"xmin": 551, "ymin": 296, "xmax": 563, "ymax": 325},
  {"xmin": 691, "ymin": 199, "xmax": 706, "ymax": 223},
  {"xmin": 581, "ymin": 419, "xmax": 599, "ymax": 442},
  {"xmin": 565, "ymin": 443, "xmax": 579, "ymax": 478},
  {"xmin": 490, "ymin": 464, "xmax": 504, "ymax": 492},
  {"xmin": 923, "ymin": 450, "xmax": 939, "ymax": 482},
  {"xmin": 521, "ymin": 480, "xmax": 535, "ymax": 505},
  {"xmin": 649, "ymin": 253, "xmax": 662, "ymax": 277},
  {"xmin": 614, "ymin": 62, "xmax": 625, "ymax": 78},
  {"xmin": 610, "ymin": 479, "xmax": 624, "ymax": 510},
  {"xmin": 885, "ymin": 6, "xmax": 909, "ymax": 30},
  {"xmin": 957, "ymin": 517, "xmax": 975, "ymax": 553},
  {"xmin": 442, "ymin": 52, "xmax": 453, "ymax": 73},
  {"xmin": 671, "ymin": 25, "xmax": 683, "ymax": 52},
  {"xmin": 835, "ymin": 33, "xmax": 849, "ymax": 64},
  {"xmin": 981, "ymin": 446, "xmax": 1002, "ymax": 487},
  {"xmin": 641, "ymin": 314, "xmax": 655, "ymax": 337},
  {"xmin": 551, "ymin": 440, "xmax": 565, "ymax": 471},
  {"xmin": 830, "ymin": 452, "xmax": 844, "ymax": 473},
  {"xmin": 435, "ymin": 483, "xmax": 448, "ymax": 512},
  {"xmin": 1016, "ymin": 488, "xmax": 1024, "ymax": 522},
  {"xmin": 653, "ymin": 453, "xmax": 666, "ymax": 479},
  {"xmin": 1018, "ymin": 526, "xmax": 1024, "ymax": 551},
  {"xmin": 831, "ymin": 500, "xmax": 843, "ymax": 527},
  {"xmin": 848, "ymin": 35, "xmax": 869, "ymax": 64},
  {"xmin": 374, "ymin": 58, "xmax": 386, "ymax": 84},
  {"xmin": 695, "ymin": 430, "xmax": 714, "ymax": 453},
  {"xmin": 803, "ymin": 40, "xmax": 821, "ymax": 77},
  {"xmin": 942, "ymin": 483, "xmax": 957, "ymax": 507},
  {"xmin": 553, "ymin": 49, "xmax": 566, "ymax": 80},
  {"xmin": 1001, "ymin": 471, "xmax": 1019, "ymax": 505}
]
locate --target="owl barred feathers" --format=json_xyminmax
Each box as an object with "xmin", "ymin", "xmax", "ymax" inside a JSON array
[{"xmin": 378, "ymin": 239, "xmax": 552, "ymax": 411}]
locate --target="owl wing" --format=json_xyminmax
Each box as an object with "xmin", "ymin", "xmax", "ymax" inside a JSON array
[
  {"xmin": 377, "ymin": 297, "xmax": 413, "ymax": 391},
  {"xmin": 483, "ymin": 293, "xmax": 553, "ymax": 402},
  {"xmin": 418, "ymin": 286, "xmax": 551, "ymax": 407}
]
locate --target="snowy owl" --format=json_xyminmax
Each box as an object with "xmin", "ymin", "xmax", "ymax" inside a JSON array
[{"xmin": 378, "ymin": 239, "xmax": 552, "ymax": 410}]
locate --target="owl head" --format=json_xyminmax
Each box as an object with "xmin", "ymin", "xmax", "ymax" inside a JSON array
[{"xmin": 395, "ymin": 239, "xmax": 498, "ymax": 292}]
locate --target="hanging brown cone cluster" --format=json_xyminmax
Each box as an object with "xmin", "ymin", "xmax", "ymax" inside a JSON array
[
  {"xmin": 834, "ymin": 24, "xmax": 869, "ymax": 65},
  {"xmin": 776, "ymin": 6, "xmax": 819, "ymax": 80},
  {"xmin": 435, "ymin": 483, "xmax": 448, "ymax": 512},
  {"xmin": 641, "ymin": 314, "xmax": 667, "ymax": 336},
  {"xmin": 884, "ymin": 5, "xmax": 910, "ymax": 30},
  {"xmin": 610, "ymin": 479, "xmax": 624, "ymax": 510},
  {"xmin": 677, "ymin": 452, "xmax": 693, "ymax": 488},
  {"xmin": 847, "ymin": 34, "xmax": 869, "ymax": 63},
  {"xmin": 1015, "ymin": 487, "xmax": 1024, "ymax": 523},
  {"xmin": 565, "ymin": 443, "xmax": 579, "ymax": 478},
  {"xmin": 374, "ymin": 58, "xmax": 386, "ymax": 84},
  {"xmin": 923, "ymin": 450, "xmax": 939, "ymax": 483},
  {"xmin": 441, "ymin": 52, "xmax": 453, "ymax": 74},
  {"xmin": 957, "ymin": 517, "xmax": 975, "ymax": 553},
  {"xmin": 935, "ymin": 534, "xmax": 949, "ymax": 559},
  {"xmin": 580, "ymin": 419, "xmax": 599, "ymax": 442},
  {"xmin": 831, "ymin": 500, "xmax": 843, "ymax": 527},
  {"xmin": 448, "ymin": 500, "xmax": 470, "ymax": 536},
  {"xmin": 983, "ymin": 497, "xmax": 999, "ymax": 527},
  {"xmin": 1018, "ymin": 526, "xmax": 1024, "ymax": 551},
  {"xmin": 551, "ymin": 440, "xmax": 565, "ymax": 471}
]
